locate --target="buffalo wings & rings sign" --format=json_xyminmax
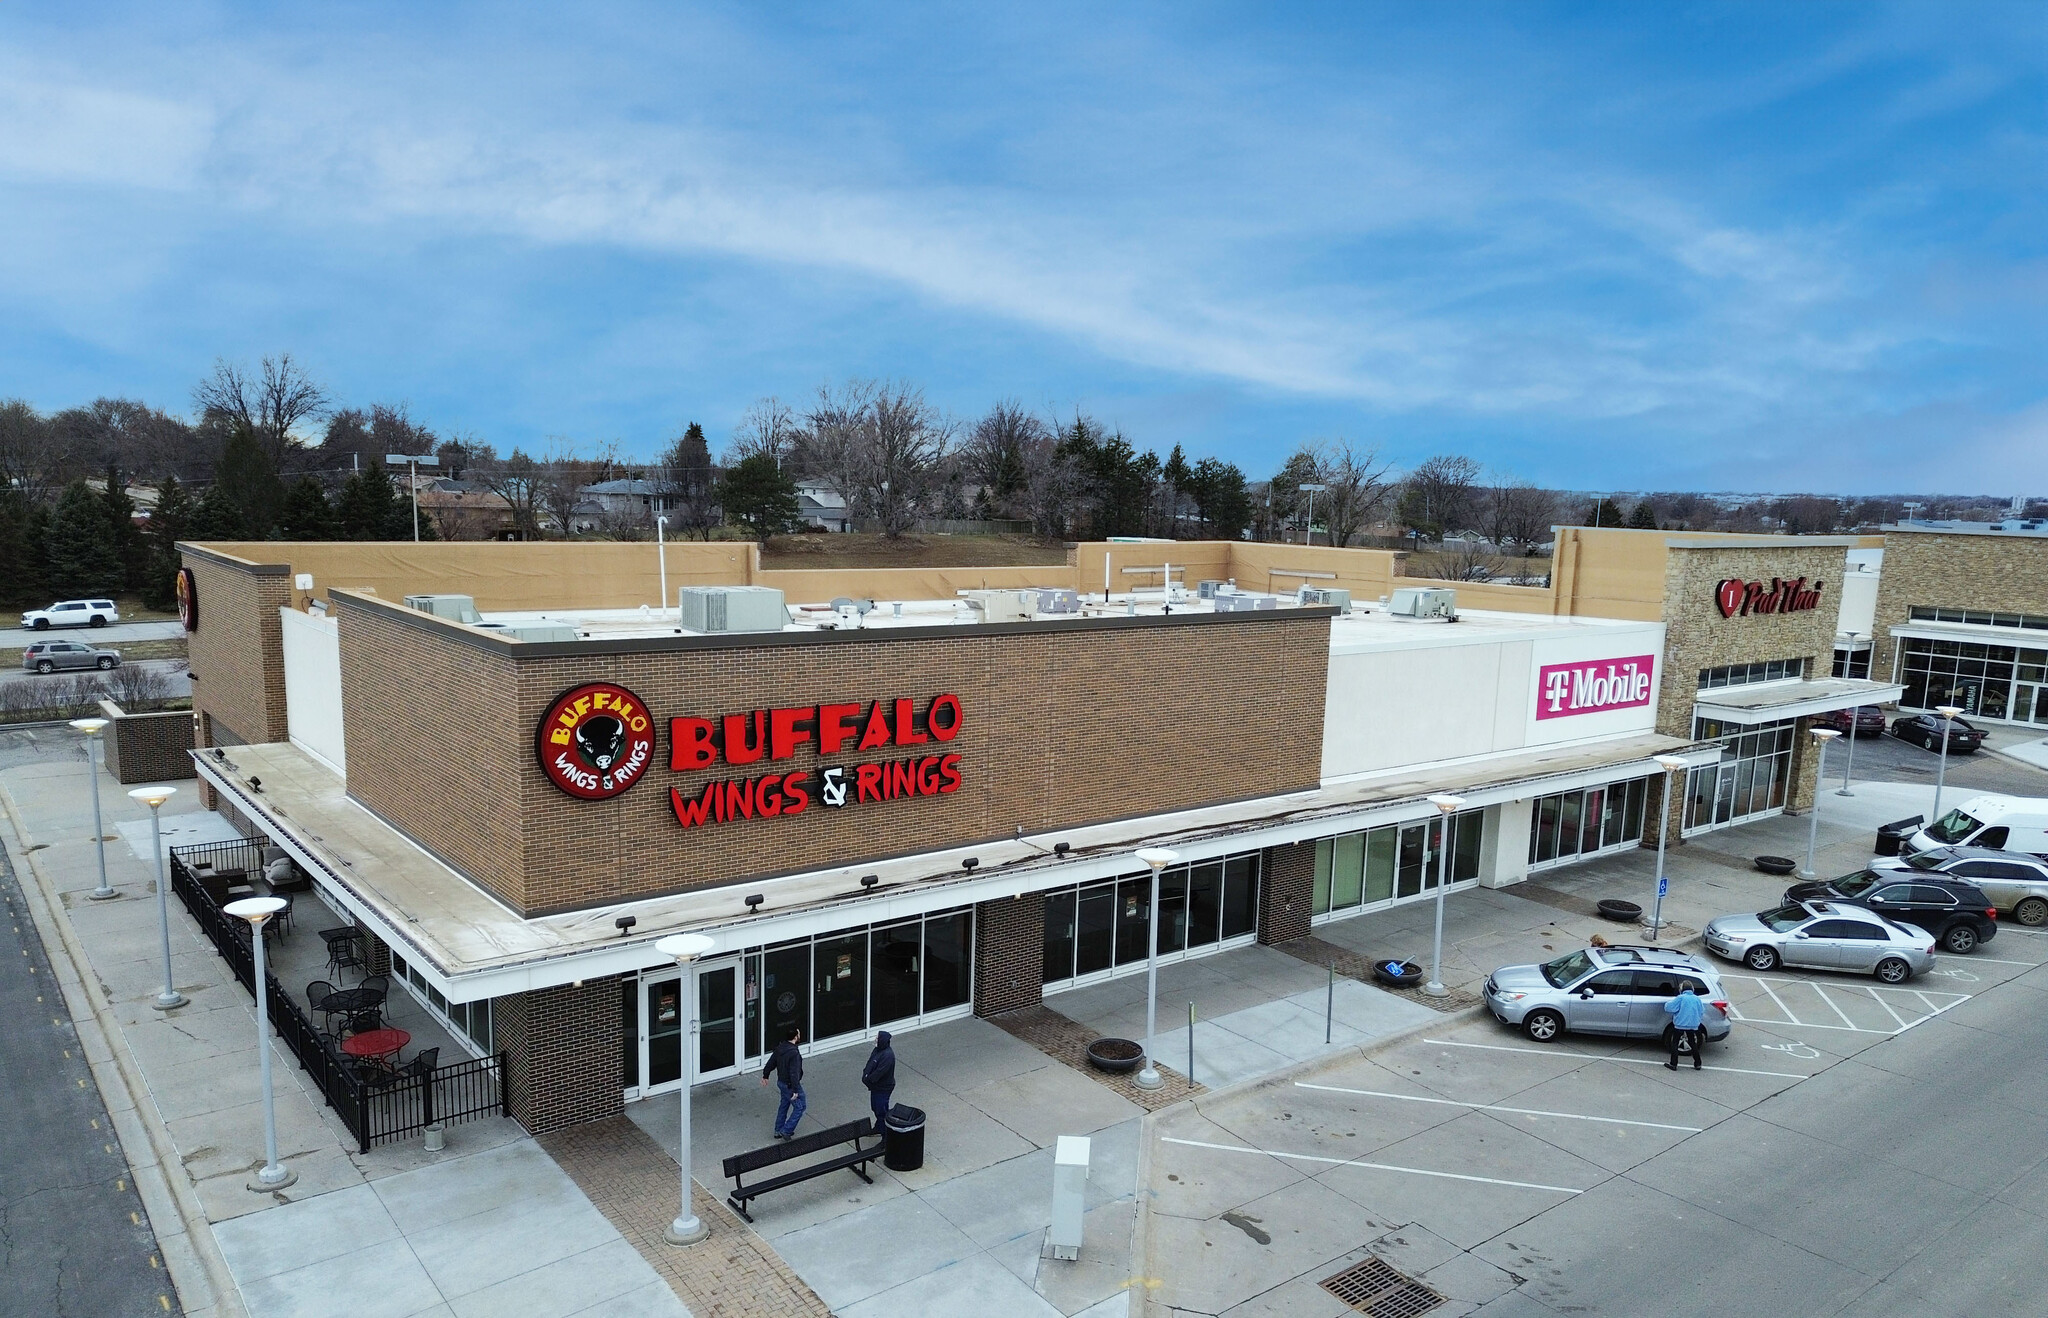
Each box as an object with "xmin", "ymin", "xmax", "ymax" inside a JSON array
[{"xmin": 536, "ymin": 682, "xmax": 964, "ymax": 831}]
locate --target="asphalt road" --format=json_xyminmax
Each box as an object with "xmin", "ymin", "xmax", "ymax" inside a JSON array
[
  {"xmin": 0, "ymin": 620, "xmax": 186, "ymax": 647},
  {"xmin": 0, "ymin": 658, "xmax": 191, "ymax": 698},
  {"xmin": 1832, "ymin": 725, "xmax": 2048, "ymax": 803},
  {"xmin": 0, "ymin": 816, "xmax": 181, "ymax": 1315}
]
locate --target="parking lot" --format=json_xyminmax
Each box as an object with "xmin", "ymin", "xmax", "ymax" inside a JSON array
[{"xmin": 1145, "ymin": 901, "xmax": 2048, "ymax": 1315}]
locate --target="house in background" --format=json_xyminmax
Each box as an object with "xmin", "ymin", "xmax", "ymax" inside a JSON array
[{"xmin": 796, "ymin": 480, "xmax": 850, "ymax": 532}]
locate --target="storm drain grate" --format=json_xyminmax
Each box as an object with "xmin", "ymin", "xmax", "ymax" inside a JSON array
[{"xmin": 1320, "ymin": 1255, "xmax": 1445, "ymax": 1318}]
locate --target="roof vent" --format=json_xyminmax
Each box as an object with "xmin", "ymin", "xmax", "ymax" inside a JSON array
[
  {"xmin": 1386, "ymin": 587, "xmax": 1457, "ymax": 621},
  {"xmin": 679, "ymin": 586, "xmax": 789, "ymax": 633},
  {"xmin": 404, "ymin": 594, "xmax": 482, "ymax": 624}
]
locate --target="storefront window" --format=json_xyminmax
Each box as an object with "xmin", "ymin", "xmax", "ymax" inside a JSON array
[
  {"xmin": 1684, "ymin": 718, "xmax": 1794, "ymax": 834},
  {"xmin": 1043, "ymin": 851, "xmax": 1263, "ymax": 991},
  {"xmin": 1221, "ymin": 858, "xmax": 1257, "ymax": 940},
  {"xmin": 1312, "ymin": 839, "xmax": 1332, "ymax": 915},
  {"xmin": 921, "ymin": 909, "xmax": 972, "ymax": 1012},
  {"xmin": 1310, "ymin": 809, "xmax": 1484, "ymax": 920},
  {"xmin": 1042, "ymin": 892, "xmax": 1077, "ymax": 985},
  {"xmin": 1157, "ymin": 870, "xmax": 1188, "ymax": 955},
  {"xmin": 1187, "ymin": 863, "xmax": 1222, "ymax": 949},
  {"xmin": 1365, "ymin": 829, "xmax": 1397, "ymax": 904},
  {"xmin": 1115, "ymin": 878, "xmax": 1152, "ymax": 966},
  {"xmin": 1899, "ymin": 636, "xmax": 2046, "ymax": 726},
  {"xmin": 871, "ymin": 921, "xmax": 923, "ymax": 1025},
  {"xmin": 762, "ymin": 941, "xmax": 810, "ymax": 1047},
  {"xmin": 1527, "ymin": 776, "xmax": 1650, "ymax": 870},
  {"xmin": 1076, "ymin": 884, "xmax": 1115, "ymax": 976}
]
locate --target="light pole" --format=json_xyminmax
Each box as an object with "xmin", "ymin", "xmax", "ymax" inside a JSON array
[
  {"xmin": 223, "ymin": 896, "xmax": 295, "ymax": 1190},
  {"xmin": 1133, "ymin": 847, "xmax": 1180, "ymax": 1090},
  {"xmin": 1932, "ymin": 703, "xmax": 1965, "ymax": 823},
  {"xmin": 1421, "ymin": 795, "xmax": 1465, "ymax": 998},
  {"xmin": 72, "ymin": 718, "xmax": 117, "ymax": 901},
  {"xmin": 655, "ymin": 933, "xmax": 717, "ymax": 1245},
  {"xmin": 1801, "ymin": 728, "xmax": 1841, "ymax": 878},
  {"xmin": 656, "ymin": 514, "xmax": 670, "ymax": 618},
  {"xmin": 384, "ymin": 452, "xmax": 441, "ymax": 542},
  {"xmin": 1300, "ymin": 483, "xmax": 1327, "ymax": 546},
  {"xmin": 129, "ymin": 786, "xmax": 186, "ymax": 1011},
  {"xmin": 1646, "ymin": 754, "xmax": 1689, "ymax": 939}
]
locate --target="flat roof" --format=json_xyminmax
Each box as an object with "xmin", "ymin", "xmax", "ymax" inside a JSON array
[
  {"xmin": 1882, "ymin": 521, "xmax": 2048, "ymax": 538},
  {"xmin": 1693, "ymin": 676, "xmax": 1905, "ymax": 725}
]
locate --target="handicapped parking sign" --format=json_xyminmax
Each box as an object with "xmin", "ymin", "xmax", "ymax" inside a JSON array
[{"xmin": 1657, "ymin": 877, "xmax": 1669, "ymax": 897}]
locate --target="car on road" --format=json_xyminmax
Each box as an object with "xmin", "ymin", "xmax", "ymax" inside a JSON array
[
  {"xmin": 19, "ymin": 599, "xmax": 120, "ymax": 630},
  {"xmin": 20, "ymin": 640, "xmax": 123, "ymax": 674},
  {"xmin": 1704, "ymin": 900, "xmax": 1936, "ymax": 982},
  {"xmin": 1890, "ymin": 711, "xmax": 1984, "ymax": 753},
  {"xmin": 1484, "ymin": 944, "xmax": 1731, "ymax": 1046},
  {"xmin": 1815, "ymin": 705, "xmax": 1886, "ymax": 737},
  {"xmin": 1877, "ymin": 845, "xmax": 2048, "ymax": 927},
  {"xmin": 1781, "ymin": 870, "xmax": 1996, "ymax": 954}
]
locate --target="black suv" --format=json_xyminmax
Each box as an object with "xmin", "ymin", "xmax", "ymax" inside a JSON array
[{"xmin": 1783, "ymin": 870, "xmax": 1997, "ymax": 954}]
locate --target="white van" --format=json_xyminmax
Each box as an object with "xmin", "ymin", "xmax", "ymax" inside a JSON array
[{"xmin": 1903, "ymin": 795, "xmax": 2048, "ymax": 861}]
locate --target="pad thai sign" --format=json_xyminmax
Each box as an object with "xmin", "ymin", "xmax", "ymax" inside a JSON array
[{"xmin": 1537, "ymin": 655, "xmax": 1656, "ymax": 720}]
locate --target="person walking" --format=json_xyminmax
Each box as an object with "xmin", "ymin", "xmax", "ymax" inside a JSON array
[
  {"xmin": 861, "ymin": 1030, "xmax": 896, "ymax": 1131},
  {"xmin": 1663, "ymin": 983, "xmax": 1707, "ymax": 1071},
  {"xmin": 760, "ymin": 1026, "xmax": 806, "ymax": 1139}
]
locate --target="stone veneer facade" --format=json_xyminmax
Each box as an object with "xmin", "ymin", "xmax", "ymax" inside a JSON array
[{"xmin": 1869, "ymin": 531, "xmax": 2048, "ymax": 688}]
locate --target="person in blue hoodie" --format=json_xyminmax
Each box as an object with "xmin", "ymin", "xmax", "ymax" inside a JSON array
[
  {"xmin": 861, "ymin": 1030, "xmax": 896, "ymax": 1130},
  {"xmin": 760, "ymin": 1026, "xmax": 805, "ymax": 1139},
  {"xmin": 1663, "ymin": 984, "xmax": 1707, "ymax": 1071}
]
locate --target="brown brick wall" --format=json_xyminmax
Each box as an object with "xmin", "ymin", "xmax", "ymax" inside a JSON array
[
  {"xmin": 973, "ymin": 895, "xmax": 1043, "ymax": 1016},
  {"xmin": 1258, "ymin": 842, "xmax": 1314, "ymax": 944},
  {"xmin": 97, "ymin": 703, "xmax": 196, "ymax": 784},
  {"xmin": 184, "ymin": 548, "xmax": 293, "ymax": 753},
  {"xmin": 335, "ymin": 594, "xmax": 532, "ymax": 910},
  {"xmin": 1658, "ymin": 544, "xmax": 1847, "ymax": 738},
  {"xmin": 1870, "ymin": 532, "xmax": 2048, "ymax": 683},
  {"xmin": 496, "ymin": 980, "xmax": 624, "ymax": 1135},
  {"xmin": 338, "ymin": 590, "xmax": 1329, "ymax": 916}
]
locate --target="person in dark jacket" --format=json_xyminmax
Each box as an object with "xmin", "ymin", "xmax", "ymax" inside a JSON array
[
  {"xmin": 759, "ymin": 1026, "xmax": 806, "ymax": 1139},
  {"xmin": 861, "ymin": 1030, "xmax": 896, "ymax": 1129}
]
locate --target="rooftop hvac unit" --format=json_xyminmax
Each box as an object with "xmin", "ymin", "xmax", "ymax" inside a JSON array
[
  {"xmin": 1197, "ymin": 579, "xmax": 1229, "ymax": 600},
  {"xmin": 961, "ymin": 589, "xmax": 1037, "ymax": 624},
  {"xmin": 1387, "ymin": 586, "xmax": 1458, "ymax": 620},
  {"xmin": 1213, "ymin": 592, "xmax": 1278, "ymax": 612},
  {"xmin": 1034, "ymin": 588, "xmax": 1080, "ymax": 615},
  {"xmin": 404, "ymin": 594, "xmax": 482, "ymax": 624},
  {"xmin": 1296, "ymin": 587, "xmax": 1352, "ymax": 610},
  {"xmin": 677, "ymin": 586, "xmax": 789, "ymax": 634}
]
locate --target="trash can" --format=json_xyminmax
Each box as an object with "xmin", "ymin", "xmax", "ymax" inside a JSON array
[
  {"xmin": 1876, "ymin": 815, "xmax": 1925, "ymax": 857},
  {"xmin": 884, "ymin": 1104, "xmax": 926, "ymax": 1172}
]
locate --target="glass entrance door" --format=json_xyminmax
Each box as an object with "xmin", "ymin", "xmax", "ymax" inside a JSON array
[
  {"xmin": 695, "ymin": 961, "xmax": 740, "ymax": 1079},
  {"xmin": 642, "ymin": 976, "xmax": 683, "ymax": 1093},
  {"xmin": 631, "ymin": 961, "xmax": 747, "ymax": 1096},
  {"xmin": 2016, "ymin": 683, "xmax": 2048, "ymax": 727}
]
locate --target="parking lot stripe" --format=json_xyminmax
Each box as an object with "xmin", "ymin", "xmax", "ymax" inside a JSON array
[
  {"xmin": 1294, "ymin": 1083, "xmax": 1705, "ymax": 1132},
  {"xmin": 1160, "ymin": 1136, "xmax": 1585, "ymax": 1195},
  {"xmin": 1957, "ymin": 956, "xmax": 2043, "ymax": 966},
  {"xmin": 1757, "ymin": 978, "xmax": 1797, "ymax": 1024},
  {"xmin": 1815, "ymin": 985, "xmax": 1860, "ymax": 1030},
  {"xmin": 1422, "ymin": 1037, "xmax": 1810, "ymax": 1080},
  {"xmin": 1865, "ymin": 986, "xmax": 1913, "ymax": 1031}
]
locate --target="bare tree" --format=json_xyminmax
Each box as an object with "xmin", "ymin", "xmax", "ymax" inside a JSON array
[
  {"xmin": 1396, "ymin": 454, "xmax": 1482, "ymax": 543},
  {"xmin": 859, "ymin": 382, "xmax": 953, "ymax": 537},
  {"xmin": 1484, "ymin": 478, "xmax": 1561, "ymax": 555},
  {"xmin": 726, "ymin": 397, "xmax": 800, "ymax": 467},
  {"xmin": 1018, "ymin": 426, "xmax": 1084, "ymax": 539},
  {"xmin": 0, "ymin": 399, "xmax": 71, "ymax": 503},
  {"xmin": 962, "ymin": 401, "xmax": 1042, "ymax": 519},
  {"xmin": 473, "ymin": 450, "xmax": 551, "ymax": 540},
  {"xmin": 794, "ymin": 380, "xmax": 875, "ymax": 518},
  {"xmin": 193, "ymin": 355, "xmax": 328, "ymax": 466},
  {"xmin": 1319, "ymin": 442, "xmax": 1396, "ymax": 547}
]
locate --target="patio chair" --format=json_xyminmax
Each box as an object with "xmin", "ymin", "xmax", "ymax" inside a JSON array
[
  {"xmin": 307, "ymin": 980, "xmax": 339, "ymax": 1031},
  {"xmin": 407, "ymin": 1048, "xmax": 438, "ymax": 1078},
  {"xmin": 357, "ymin": 974, "xmax": 390, "ymax": 1007},
  {"xmin": 325, "ymin": 931, "xmax": 367, "ymax": 980}
]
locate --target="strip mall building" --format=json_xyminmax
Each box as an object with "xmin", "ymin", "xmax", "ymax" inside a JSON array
[{"xmin": 178, "ymin": 528, "xmax": 1909, "ymax": 1133}]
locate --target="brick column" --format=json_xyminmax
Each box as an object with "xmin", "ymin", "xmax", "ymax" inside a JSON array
[
  {"xmin": 973, "ymin": 895, "xmax": 1045, "ymax": 1017},
  {"xmin": 1258, "ymin": 842, "xmax": 1313, "ymax": 945},
  {"xmin": 361, "ymin": 929, "xmax": 393, "ymax": 978},
  {"xmin": 496, "ymin": 980, "xmax": 624, "ymax": 1135},
  {"xmin": 1786, "ymin": 717, "xmax": 1822, "ymax": 814},
  {"xmin": 1643, "ymin": 769, "xmax": 1686, "ymax": 851}
]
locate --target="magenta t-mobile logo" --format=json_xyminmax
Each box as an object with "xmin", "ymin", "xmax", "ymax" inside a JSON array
[{"xmin": 1537, "ymin": 655, "xmax": 1656, "ymax": 720}]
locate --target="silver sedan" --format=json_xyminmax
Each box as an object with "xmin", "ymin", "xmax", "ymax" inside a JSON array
[{"xmin": 1704, "ymin": 900, "xmax": 1936, "ymax": 983}]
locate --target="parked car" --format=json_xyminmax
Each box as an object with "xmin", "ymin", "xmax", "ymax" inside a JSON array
[
  {"xmin": 20, "ymin": 640, "xmax": 122, "ymax": 674},
  {"xmin": 20, "ymin": 598, "xmax": 120, "ymax": 630},
  {"xmin": 1815, "ymin": 705, "xmax": 1887, "ymax": 737},
  {"xmin": 1901, "ymin": 794, "xmax": 2048, "ymax": 860},
  {"xmin": 1878, "ymin": 845, "xmax": 2048, "ymax": 927},
  {"xmin": 1781, "ymin": 870, "xmax": 1996, "ymax": 954},
  {"xmin": 1891, "ymin": 712, "xmax": 1984, "ymax": 754},
  {"xmin": 1704, "ymin": 901, "xmax": 1936, "ymax": 982},
  {"xmin": 1484, "ymin": 944, "xmax": 1731, "ymax": 1046}
]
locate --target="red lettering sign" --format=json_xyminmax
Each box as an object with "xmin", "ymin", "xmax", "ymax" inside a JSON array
[
  {"xmin": 536, "ymin": 683, "xmax": 656, "ymax": 800},
  {"xmin": 1714, "ymin": 577, "xmax": 1824, "ymax": 619}
]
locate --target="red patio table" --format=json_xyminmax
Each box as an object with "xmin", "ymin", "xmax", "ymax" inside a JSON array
[{"xmin": 340, "ymin": 1028, "xmax": 410, "ymax": 1067}]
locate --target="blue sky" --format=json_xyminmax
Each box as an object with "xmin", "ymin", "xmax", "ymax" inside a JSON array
[{"xmin": 1, "ymin": 2, "xmax": 2041, "ymax": 493}]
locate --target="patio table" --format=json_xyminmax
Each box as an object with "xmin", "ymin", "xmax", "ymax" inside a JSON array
[{"xmin": 340, "ymin": 1028, "xmax": 409, "ymax": 1066}]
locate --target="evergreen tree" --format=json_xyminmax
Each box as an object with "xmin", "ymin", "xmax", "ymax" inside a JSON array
[
  {"xmin": 279, "ymin": 476, "xmax": 339, "ymax": 540},
  {"xmin": 0, "ymin": 486, "xmax": 49, "ymax": 607},
  {"xmin": 100, "ymin": 464, "xmax": 148, "ymax": 590},
  {"xmin": 337, "ymin": 467, "xmax": 432, "ymax": 539},
  {"xmin": 141, "ymin": 476, "xmax": 195, "ymax": 608},
  {"xmin": 715, "ymin": 454, "xmax": 801, "ymax": 536},
  {"xmin": 214, "ymin": 421, "xmax": 283, "ymax": 536},
  {"xmin": 46, "ymin": 479, "xmax": 123, "ymax": 597},
  {"xmin": 1628, "ymin": 500, "xmax": 1659, "ymax": 530},
  {"xmin": 1584, "ymin": 497, "xmax": 1628, "ymax": 528},
  {"xmin": 189, "ymin": 481, "xmax": 253, "ymax": 540}
]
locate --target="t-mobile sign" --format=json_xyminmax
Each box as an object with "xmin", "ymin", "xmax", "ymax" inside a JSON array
[{"xmin": 1537, "ymin": 655, "xmax": 1656, "ymax": 720}]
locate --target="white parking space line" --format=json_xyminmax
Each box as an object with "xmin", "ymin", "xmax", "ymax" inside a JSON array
[
  {"xmin": 1818, "ymin": 986, "xmax": 1860, "ymax": 1030},
  {"xmin": 1865, "ymin": 986, "xmax": 1912, "ymax": 1031},
  {"xmin": 1757, "ymin": 978, "xmax": 1797, "ymax": 1024},
  {"xmin": 1160, "ymin": 1137, "xmax": 1585, "ymax": 1195},
  {"xmin": 1421, "ymin": 1038, "xmax": 1810, "ymax": 1080},
  {"xmin": 1295, "ymin": 1082, "xmax": 1704, "ymax": 1132},
  {"xmin": 1957, "ymin": 956, "xmax": 2044, "ymax": 966},
  {"xmin": 1719, "ymin": 975, "xmax": 1969, "ymax": 1036}
]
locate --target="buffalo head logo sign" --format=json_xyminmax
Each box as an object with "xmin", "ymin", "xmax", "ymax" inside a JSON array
[{"xmin": 536, "ymin": 683, "xmax": 656, "ymax": 800}]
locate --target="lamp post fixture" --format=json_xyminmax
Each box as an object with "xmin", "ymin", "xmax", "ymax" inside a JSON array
[
  {"xmin": 71, "ymin": 718, "xmax": 117, "ymax": 901},
  {"xmin": 223, "ymin": 896, "xmax": 296, "ymax": 1189},
  {"xmin": 1932, "ymin": 704, "xmax": 1965, "ymax": 823},
  {"xmin": 384, "ymin": 452, "xmax": 441, "ymax": 542},
  {"xmin": 1646, "ymin": 754, "xmax": 1690, "ymax": 939},
  {"xmin": 1421, "ymin": 795, "xmax": 1465, "ymax": 998},
  {"xmin": 128, "ymin": 786, "xmax": 186, "ymax": 1011},
  {"xmin": 1299, "ymin": 483, "xmax": 1327, "ymax": 546},
  {"xmin": 655, "ymin": 932, "xmax": 717, "ymax": 1245},
  {"xmin": 1801, "ymin": 728, "xmax": 1842, "ymax": 878},
  {"xmin": 1132, "ymin": 847, "xmax": 1180, "ymax": 1090},
  {"xmin": 656, "ymin": 514, "xmax": 670, "ymax": 618}
]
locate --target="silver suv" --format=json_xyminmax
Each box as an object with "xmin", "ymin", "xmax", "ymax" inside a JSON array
[
  {"xmin": 1484, "ymin": 945, "xmax": 1731, "ymax": 1045},
  {"xmin": 21, "ymin": 640, "xmax": 122, "ymax": 673}
]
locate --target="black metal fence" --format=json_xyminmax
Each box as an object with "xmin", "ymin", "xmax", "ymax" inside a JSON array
[{"xmin": 170, "ymin": 841, "xmax": 507, "ymax": 1152}]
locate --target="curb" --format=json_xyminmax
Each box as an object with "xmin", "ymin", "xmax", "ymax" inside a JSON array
[{"xmin": 0, "ymin": 779, "xmax": 248, "ymax": 1318}]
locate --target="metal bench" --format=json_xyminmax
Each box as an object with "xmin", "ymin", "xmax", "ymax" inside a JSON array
[{"xmin": 720, "ymin": 1118, "xmax": 883, "ymax": 1223}]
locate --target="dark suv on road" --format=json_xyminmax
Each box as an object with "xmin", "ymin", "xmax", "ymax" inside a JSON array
[{"xmin": 1783, "ymin": 870, "xmax": 1997, "ymax": 954}]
